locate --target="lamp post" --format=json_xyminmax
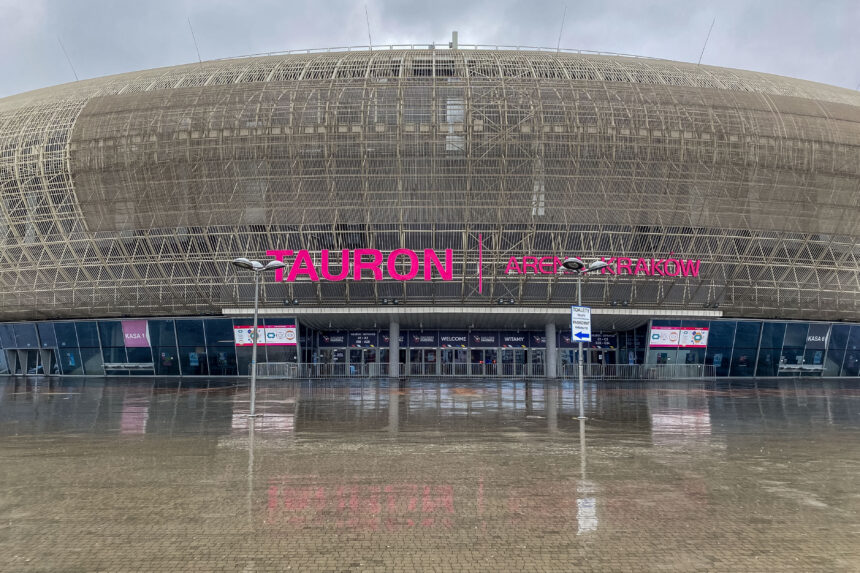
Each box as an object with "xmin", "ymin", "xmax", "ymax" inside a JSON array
[
  {"xmin": 231, "ymin": 257, "xmax": 287, "ymax": 417},
  {"xmin": 560, "ymin": 257, "xmax": 608, "ymax": 420}
]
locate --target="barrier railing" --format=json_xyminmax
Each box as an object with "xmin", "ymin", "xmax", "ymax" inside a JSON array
[{"xmin": 257, "ymin": 362, "xmax": 716, "ymax": 380}]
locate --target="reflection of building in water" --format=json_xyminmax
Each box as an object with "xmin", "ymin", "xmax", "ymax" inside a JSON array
[
  {"xmin": 265, "ymin": 475, "xmax": 593, "ymax": 534},
  {"xmin": 120, "ymin": 386, "xmax": 151, "ymax": 435},
  {"xmin": 231, "ymin": 383, "xmax": 299, "ymax": 435},
  {"xmin": 646, "ymin": 384, "xmax": 713, "ymax": 446}
]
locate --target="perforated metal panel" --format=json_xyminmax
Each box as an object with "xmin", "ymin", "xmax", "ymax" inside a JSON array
[{"xmin": 0, "ymin": 49, "xmax": 858, "ymax": 321}]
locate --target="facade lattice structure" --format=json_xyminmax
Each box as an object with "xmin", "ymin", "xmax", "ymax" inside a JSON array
[{"xmin": 0, "ymin": 48, "xmax": 859, "ymax": 321}]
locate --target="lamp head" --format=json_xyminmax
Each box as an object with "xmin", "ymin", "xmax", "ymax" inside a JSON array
[
  {"xmin": 586, "ymin": 260, "xmax": 609, "ymax": 272},
  {"xmin": 231, "ymin": 257, "xmax": 257, "ymax": 270},
  {"xmin": 264, "ymin": 260, "xmax": 287, "ymax": 271},
  {"xmin": 561, "ymin": 257, "xmax": 585, "ymax": 272}
]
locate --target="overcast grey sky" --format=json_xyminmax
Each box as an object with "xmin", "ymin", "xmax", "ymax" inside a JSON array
[{"xmin": 1, "ymin": 0, "xmax": 858, "ymax": 98}]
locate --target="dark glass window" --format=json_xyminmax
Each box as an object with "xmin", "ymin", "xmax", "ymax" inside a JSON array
[
  {"xmin": 37, "ymin": 323, "xmax": 57, "ymax": 348},
  {"xmin": 179, "ymin": 347, "xmax": 208, "ymax": 375},
  {"xmin": 783, "ymin": 323, "xmax": 809, "ymax": 347},
  {"xmin": 13, "ymin": 323, "xmax": 38, "ymax": 348},
  {"xmin": 780, "ymin": 347, "xmax": 805, "ymax": 367},
  {"xmin": 846, "ymin": 326, "xmax": 860, "ymax": 352},
  {"xmin": 58, "ymin": 349, "xmax": 84, "ymax": 375},
  {"xmin": 80, "ymin": 347, "xmax": 104, "ymax": 375},
  {"xmin": 175, "ymin": 320, "xmax": 205, "ymax": 346},
  {"xmin": 76, "ymin": 322, "xmax": 100, "ymax": 347},
  {"xmin": 759, "ymin": 322, "xmax": 786, "ymax": 348},
  {"xmin": 148, "ymin": 320, "xmax": 176, "ymax": 347},
  {"xmin": 707, "ymin": 321, "xmax": 736, "ymax": 348},
  {"xmin": 843, "ymin": 349, "xmax": 860, "ymax": 377},
  {"xmin": 126, "ymin": 347, "xmax": 153, "ymax": 364},
  {"xmin": 236, "ymin": 347, "xmax": 253, "ymax": 375},
  {"xmin": 207, "ymin": 347, "xmax": 237, "ymax": 375},
  {"xmin": 155, "ymin": 347, "xmax": 180, "ymax": 375},
  {"xmin": 204, "ymin": 319, "xmax": 236, "ymax": 346},
  {"xmin": 102, "ymin": 347, "xmax": 127, "ymax": 364},
  {"xmin": 0, "ymin": 324, "xmax": 15, "ymax": 347},
  {"xmin": 756, "ymin": 348, "xmax": 781, "ymax": 377},
  {"xmin": 651, "ymin": 320, "xmax": 678, "ymax": 327},
  {"xmin": 804, "ymin": 348, "xmax": 826, "ymax": 368},
  {"xmin": 706, "ymin": 348, "xmax": 732, "ymax": 376},
  {"xmin": 823, "ymin": 349, "xmax": 845, "ymax": 376},
  {"xmin": 733, "ymin": 322, "xmax": 761, "ymax": 348},
  {"xmin": 98, "ymin": 321, "xmax": 125, "ymax": 347},
  {"xmin": 681, "ymin": 320, "xmax": 709, "ymax": 328},
  {"xmin": 829, "ymin": 325, "xmax": 850, "ymax": 350},
  {"xmin": 730, "ymin": 348, "xmax": 756, "ymax": 377},
  {"xmin": 54, "ymin": 322, "xmax": 78, "ymax": 348}
]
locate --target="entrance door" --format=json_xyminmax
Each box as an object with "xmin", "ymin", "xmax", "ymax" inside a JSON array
[
  {"xmin": 441, "ymin": 349, "xmax": 468, "ymax": 376},
  {"xmin": 501, "ymin": 349, "xmax": 527, "ymax": 376},
  {"xmin": 529, "ymin": 349, "xmax": 546, "ymax": 377},
  {"xmin": 409, "ymin": 349, "xmax": 437, "ymax": 375}
]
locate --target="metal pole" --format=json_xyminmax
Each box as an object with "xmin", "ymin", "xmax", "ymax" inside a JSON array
[
  {"xmin": 577, "ymin": 273, "xmax": 586, "ymax": 420},
  {"xmin": 249, "ymin": 270, "xmax": 260, "ymax": 417}
]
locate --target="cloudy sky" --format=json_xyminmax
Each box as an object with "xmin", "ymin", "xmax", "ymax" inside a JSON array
[{"xmin": 1, "ymin": 0, "xmax": 858, "ymax": 98}]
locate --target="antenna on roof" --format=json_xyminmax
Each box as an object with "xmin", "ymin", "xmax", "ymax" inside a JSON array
[
  {"xmin": 187, "ymin": 18, "xmax": 202, "ymax": 63},
  {"xmin": 365, "ymin": 5, "xmax": 373, "ymax": 50},
  {"xmin": 57, "ymin": 37, "xmax": 78, "ymax": 81},
  {"xmin": 557, "ymin": 5, "xmax": 567, "ymax": 53},
  {"xmin": 697, "ymin": 17, "xmax": 716, "ymax": 67}
]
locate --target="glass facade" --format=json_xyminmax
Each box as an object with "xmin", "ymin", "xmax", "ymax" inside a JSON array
[
  {"xmin": 645, "ymin": 319, "xmax": 860, "ymax": 377},
  {"xmin": 1, "ymin": 316, "xmax": 860, "ymax": 377}
]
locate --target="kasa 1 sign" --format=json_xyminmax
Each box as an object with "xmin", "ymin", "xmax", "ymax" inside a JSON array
[{"xmin": 233, "ymin": 325, "xmax": 297, "ymax": 346}]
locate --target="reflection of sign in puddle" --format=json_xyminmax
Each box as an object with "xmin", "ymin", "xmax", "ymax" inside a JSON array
[
  {"xmin": 451, "ymin": 388, "xmax": 483, "ymax": 398},
  {"xmin": 267, "ymin": 478, "xmax": 454, "ymax": 531}
]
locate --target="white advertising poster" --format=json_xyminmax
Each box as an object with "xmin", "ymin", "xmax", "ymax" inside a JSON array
[
  {"xmin": 233, "ymin": 325, "xmax": 297, "ymax": 346},
  {"xmin": 649, "ymin": 326, "xmax": 709, "ymax": 348}
]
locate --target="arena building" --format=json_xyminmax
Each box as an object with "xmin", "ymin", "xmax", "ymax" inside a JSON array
[{"xmin": 0, "ymin": 44, "xmax": 858, "ymax": 378}]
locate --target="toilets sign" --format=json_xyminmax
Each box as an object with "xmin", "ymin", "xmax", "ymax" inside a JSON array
[{"xmin": 570, "ymin": 306, "xmax": 592, "ymax": 343}]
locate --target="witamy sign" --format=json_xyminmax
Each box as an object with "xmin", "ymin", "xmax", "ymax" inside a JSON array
[{"xmin": 264, "ymin": 248, "xmax": 703, "ymax": 284}]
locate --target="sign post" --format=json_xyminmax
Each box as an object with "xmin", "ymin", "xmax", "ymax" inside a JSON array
[{"xmin": 571, "ymin": 304, "xmax": 592, "ymax": 420}]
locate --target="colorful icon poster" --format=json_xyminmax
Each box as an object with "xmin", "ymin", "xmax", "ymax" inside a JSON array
[
  {"xmin": 649, "ymin": 326, "xmax": 709, "ymax": 348},
  {"xmin": 233, "ymin": 325, "xmax": 297, "ymax": 346}
]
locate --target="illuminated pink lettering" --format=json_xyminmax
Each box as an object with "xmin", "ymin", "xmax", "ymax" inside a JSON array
[
  {"xmin": 387, "ymin": 249, "xmax": 419, "ymax": 281},
  {"xmin": 321, "ymin": 249, "xmax": 350, "ymax": 281},
  {"xmin": 505, "ymin": 257, "xmax": 521, "ymax": 274},
  {"xmin": 522, "ymin": 257, "xmax": 539, "ymax": 274},
  {"xmin": 353, "ymin": 249, "xmax": 383, "ymax": 280},
  {"xmin": 633, "ymin": 258, "xmax": 650, "ymax": 276},
  {"xmin": 681, "ymin": 259, "xmax": 700, "ymax": 277},
  {"xmin": 650, "ymin": 258, "xmax": 665, "ymax": 276},
  {"xmin": 600, "ymin": 257, "xmax": 616, "ymax": 274},
  {"xmin": 287, "ymin": 250, "xmax": 319, "ymax": 281},
  {"xmin": 616, "ymin": 257, "xmax": 633, "ymax": 275},
  {"xmin": 424, "ymin": 249, "xmax": 453, "ymax": 280},
  {"xmin": 265, "ymin": 249, "xmax": 293, "ymax": 282},
  {"xmin": 538, "ymin": 256, "xmax": 556, "ymax": 274}
]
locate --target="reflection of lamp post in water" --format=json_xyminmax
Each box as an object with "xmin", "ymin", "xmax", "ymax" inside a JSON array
[
  {"xmin": 560, "ymin": 257, "xmax": 608, "ymax": 420},
  {"xmin": 577, "ymin": 417, "xmax": 598, "ymax": 534},
  {"xmin": 231, "ymin": 257, "xmax": 287, "ymax": 417}
]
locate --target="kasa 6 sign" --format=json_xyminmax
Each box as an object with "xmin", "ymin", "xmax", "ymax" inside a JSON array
[{"xmin": 233, "ymin": 325, "xmax": 297, "ymax": 346}]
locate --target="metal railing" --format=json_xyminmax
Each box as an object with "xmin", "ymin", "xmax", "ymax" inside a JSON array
[
  {"xmin": 256, "ymin": 362, "xmax": 715, "ymax": 380},
  {"xmin": 215, "ymin": 44, "xmax": 659, "ymax": 62}
]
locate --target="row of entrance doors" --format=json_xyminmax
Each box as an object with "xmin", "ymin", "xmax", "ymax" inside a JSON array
[{"xmin": 317, "ymin": 348, "xmax": 619, "ymax": 371}]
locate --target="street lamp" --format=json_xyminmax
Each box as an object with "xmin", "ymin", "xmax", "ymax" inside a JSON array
[
  {"xmin": 560, "ymin": 257, "xmax": 608, "ymax": 420},
  {"xmin": 231, "ymin": 257, "xmax": 287, "ymax": 417}
]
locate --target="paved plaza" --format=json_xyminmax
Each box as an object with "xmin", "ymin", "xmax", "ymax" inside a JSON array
[{"xmin": 0, "ymin": 378, "xmax": 858, "ymax": 572}]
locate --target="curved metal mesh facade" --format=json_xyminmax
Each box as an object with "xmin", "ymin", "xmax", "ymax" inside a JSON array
[{"xmin": 1, "ymin": 49, "xmax": 859, "ymax": 321}]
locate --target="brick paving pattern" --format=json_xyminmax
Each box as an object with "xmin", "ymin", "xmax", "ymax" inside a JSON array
[{"xmin": 0, "ymin": 378, "xmax": 858, "ymax": 572}]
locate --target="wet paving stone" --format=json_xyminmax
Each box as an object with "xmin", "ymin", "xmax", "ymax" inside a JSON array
[{"xmin": 0, "ymin": 377, "xmax": 858, "ymax": 572}]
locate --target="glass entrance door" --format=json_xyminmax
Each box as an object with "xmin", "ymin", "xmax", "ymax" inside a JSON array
[
  {"xmin": 501, "ymin": 349, "xmax": 527, "ymax": 376},
  {"xmin": 441, "ymin": 349, "xmax": 468, "ymax": 375}
]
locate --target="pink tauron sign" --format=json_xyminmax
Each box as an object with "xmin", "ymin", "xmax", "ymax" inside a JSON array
[
  {"xmin": 266, "ymin": 249, "xmax": 454, "ymax": 282},
  {"xmin": 505, "ymin": 256, "xmax": 701, "ymax": 277}
]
